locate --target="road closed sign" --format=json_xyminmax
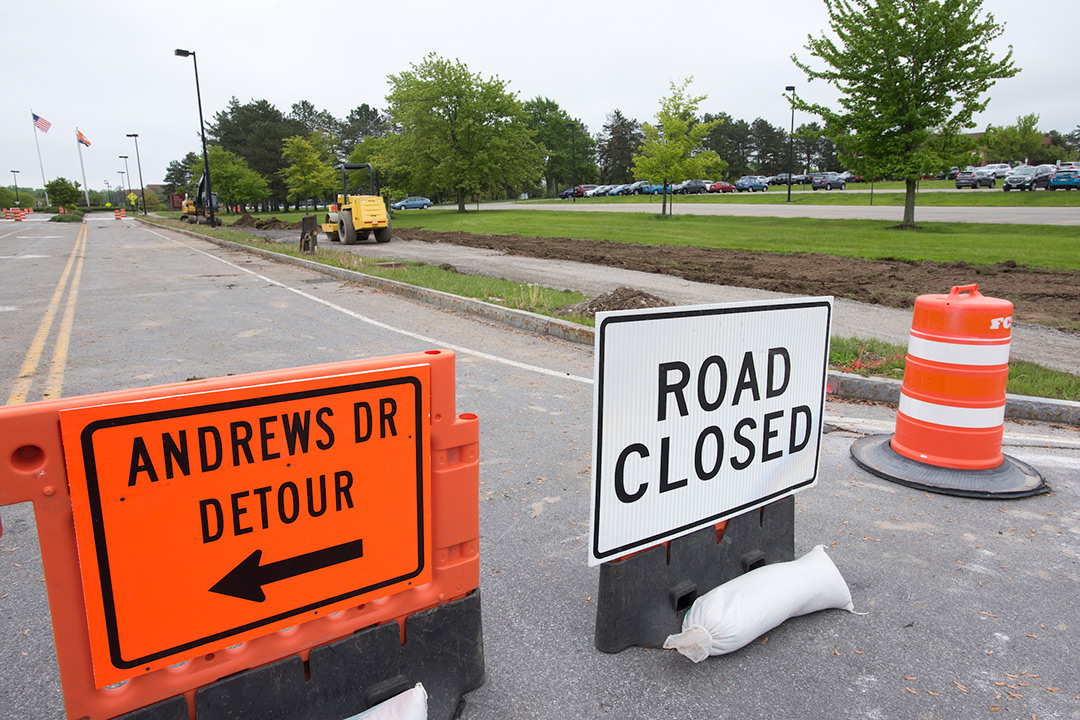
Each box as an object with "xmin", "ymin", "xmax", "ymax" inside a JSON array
[
  {"xmin": 59, "ymin": 363, "xmax": 431, "ymax": 686},
  {"xmin": 589, "ymin": 298, "xmax": 832, "ymax": 566}
]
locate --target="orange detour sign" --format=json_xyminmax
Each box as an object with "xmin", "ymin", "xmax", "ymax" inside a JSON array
[{"xmin": 59, "ymin": 363, "xmax": 431, "ymax": 686}]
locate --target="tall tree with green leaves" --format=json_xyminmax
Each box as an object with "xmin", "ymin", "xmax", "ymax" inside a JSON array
[
  {"xmin": 749, "ymin": 117, "xmax": 788, "ymax": 175},
  {"xmin": 208, "ymin": 98, "xmax": 305, "ymax": 210},
  {"xmin": 632, "ymin": 78, "xmax": 725, "ymax": 216},
  {"xmin": 597, "ymin": 109, "xmax": 644, "ymax": 184},
  {"xmin": 702, "ymin": 112, "xmax": 752, "ymax": 178},
  {"xmin": 164, "ymin": 151, "xmax": 200, "ymax": 194},
  {"xmin": 523, "ymin": 97, "xmax": 597, "ymax": 197},
  {"xmin": 281, "ymin": 135, "xmax": 337, "ymax": 210},
  {"xmin": 188, "ymin": 146, "xmax": 270, "ymax": 212},
  {"xmin": 383, "ymin": 54, "xmax": 542, "ymax": 212},
  {"xmin": 793, "ymin": 0, "xmax": 1018, "ymax": 228},
  {"xmin": 983, "ymin": 113, "xmax": 1043, "ymax": 164},
  {"xmin": 340, "ymin": 104, "xmax": 389, "ymax": 159},
  {"xmin": 45, "ymin": 178, "xmax": 81, "ymax": 208}
]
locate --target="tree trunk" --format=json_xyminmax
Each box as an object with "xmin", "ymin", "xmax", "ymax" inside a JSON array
[
  {"xmin": 457, "ymin": 189, "xmax": 467, "ymax": 213},
  {"xmin": 662, "ymin": 179, "xmax": 668, "ymax": 216},
  {"xmin": 900, "ymin": 178, "xmax": 917, "ymax": 228}
]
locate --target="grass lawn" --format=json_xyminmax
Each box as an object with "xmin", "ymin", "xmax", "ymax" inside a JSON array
[
  {"xmin": 144, "ymin": 216, "xmax": 1079, "ymax": 399},
  {"xmin": 389, "ymin": 209, "xmax": 1080, "ymax": 271},
  {"xmin": 529, "ymin": 187, "xmax": 1080, "ymax": 208}
]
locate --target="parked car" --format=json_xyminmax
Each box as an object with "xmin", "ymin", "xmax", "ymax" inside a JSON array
[
  {"xmin": 954, "ymin": 170, "xmax": 995, "ymax": 189},
  {"xmin": 608, "ymin": 184, "xmax": 632, "ymax": 196},
  {"xmin": 1049, "ymin": 168, "xmax": 1080, "ymax": 191},
  {"xmin": 642, "ymin": 182, "xmax": 671, "ymax": 195},
  {"xmin": 676, "ymin": 179, "xmax": 712, "ymax": 194},
  {"xmin": 811, "ymin": 172, "xmax": 846, "ymax": 190},
  {"xmin": 708, "ymin": 180, "xmax": 735, "ymax": 193},
  {"xmin": 946, "ymin": 166, "xmax": 960, "ymax": 180},
  {"xmin": 624, "ymin": 180, "xmax": 650, "ymax": 195},
  {"xmin": 981, "ymin": 163, "xmax": 1011, "ymax": 178},
  {"xmin": 391, "ymin": 196, "xmax": 432, "ymax": 210},
  {"xmin": 558, "ymin": 188, "xmax": 574, "ymax": 199},
  {"xmin": 573, "ymin": 184, "xmax": 598, "ymax": 197},
  {"xmin": 1002, "ymin": 165, "xmax": 1054, "ymax": 191},
  {"xmin": 734, "ymin": 176, "xmax": 769, "ymax": 192}
]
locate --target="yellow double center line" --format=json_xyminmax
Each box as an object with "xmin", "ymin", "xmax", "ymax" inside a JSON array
[{"xmin": 5, "ymin": 221, "xmax": 88, "ymax": 405}]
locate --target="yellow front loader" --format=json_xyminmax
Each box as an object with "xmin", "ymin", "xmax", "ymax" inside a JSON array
[{"xmin": 321, "ymin": 163, "xmax": 392, "ymax": 244}]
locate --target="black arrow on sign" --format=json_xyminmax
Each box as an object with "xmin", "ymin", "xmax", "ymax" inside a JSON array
[{"xmin": 210, "ymin": 538, "xmax": 364, "ymax": 602}]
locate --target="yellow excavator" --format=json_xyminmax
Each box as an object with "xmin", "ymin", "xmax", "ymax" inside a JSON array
[
  {"xmin": 321, "ymin": 163, "xmax": 391, "ymax": 244},
  {"xmin": 179, "ymin": 174, "xmax": 218, "ymax": 224}
]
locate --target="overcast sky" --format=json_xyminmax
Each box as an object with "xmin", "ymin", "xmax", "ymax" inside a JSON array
[{"xmin": 3, "ymin": 0, "xmax": 1075, "ymax": 194}]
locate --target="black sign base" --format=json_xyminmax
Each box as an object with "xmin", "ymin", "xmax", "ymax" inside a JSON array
[
  {"xmin": 116, "ymin": 590, "xmax": 484, "ymax": 720},
  {"xmin": 594, "ymin": 498, "xmax": 795, "ymax": 653}
]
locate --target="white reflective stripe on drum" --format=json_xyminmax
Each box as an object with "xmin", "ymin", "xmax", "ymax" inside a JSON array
[
  {"xmin": 907, "ymin": 335, "xmax": 1010, "ymax": 366},
  {"xmin": 899, "ymin": 392, "xmax": 1005, "ymax": 429}
]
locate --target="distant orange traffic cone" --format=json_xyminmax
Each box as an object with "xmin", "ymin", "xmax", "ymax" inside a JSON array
[{"xmin": 851, "ymin": 285, "xmax": 1046, "ymax": 498}]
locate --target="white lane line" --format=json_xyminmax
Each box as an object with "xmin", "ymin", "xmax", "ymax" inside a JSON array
[{"xmin": 145, "ymin": 228, "xmax": 594, "ymax": 385}]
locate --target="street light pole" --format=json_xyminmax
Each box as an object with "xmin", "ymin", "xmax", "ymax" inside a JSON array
[
  {"xmin": 786, "ymin": 86, "xmax": 796, "ymax": 204},
  {"xmin": 120, "ymin": 155, "xmax": 132, "ymax": 211},
  {"xmin": 10, "ymin": 170, "xmax": 20, "ymax": 207},
  {"xmin": 175, "ymin": 49, "xmax": 215, "ymax": 228},
  {"xmin": 118, "ymin": 171, "xmax": 127, "ymax": 202},
  {"xmin": 104, "ymin": 179, "xmax": 112, "ymax": 205},
  {"xmin": 567, "ymin": 122, "xmax": 577, "ymax": 203},
  {"xmin": 127, "ymin": 134, "xmax": 147, "ymax": 215}
]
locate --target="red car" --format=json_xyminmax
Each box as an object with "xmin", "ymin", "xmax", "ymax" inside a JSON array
[{"xmin": 708, "ymin": 181, "xmax": 735, "ymax": 193}]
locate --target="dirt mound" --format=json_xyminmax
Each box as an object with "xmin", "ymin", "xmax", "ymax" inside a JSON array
[
  {"xmin": 557, "ymin": 286, "xmax": 674, "ymax": 318},
  {"xmin": 231, "ymin": 212, "xmax": 258, "ymax": 228},
  {"xmin": 397, "ymin": 227, "xmax": 1080, "ymax": 333},
  {"xmin": 254, "ymin": 217, "xmax": 303, "ymax": 230}
]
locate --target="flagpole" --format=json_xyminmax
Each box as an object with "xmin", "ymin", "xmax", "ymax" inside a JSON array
[
  {"xmin": 76, "ymin": 128, "xmax": 90, "ymax": 206},
  {"xmin": 31, "ymin": 109, "xmax": 50, "ymax": 205}
]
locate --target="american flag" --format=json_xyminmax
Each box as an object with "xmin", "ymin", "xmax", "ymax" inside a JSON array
[{"xmin": 32, "ymin": 113, "xmax": 51, "ymax": 133}]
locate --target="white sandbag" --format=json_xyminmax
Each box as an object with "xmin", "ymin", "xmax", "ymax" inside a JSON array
[
  {"xmin": 346, "ymin": 683, "xmax": 427, "ymax": 720},
  {"xmin": 663, "ymin": 544, "xmax": 854, "ymax": 662}
]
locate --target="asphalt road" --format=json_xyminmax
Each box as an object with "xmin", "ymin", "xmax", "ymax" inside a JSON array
[
  {"xmin": 2, "ymin": 215, "xmax": 1079, "ymax": 719},
  {"xmin": 488, "ymin": 197, "xmax": 1080, "ymax": 225}
]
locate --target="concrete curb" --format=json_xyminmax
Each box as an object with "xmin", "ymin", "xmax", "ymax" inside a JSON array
[{"xmin": 141, "ymin": 218, "xmax": 1080, "ymax": 427}]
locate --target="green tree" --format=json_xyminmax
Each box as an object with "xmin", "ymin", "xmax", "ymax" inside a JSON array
[
  {"xmin": 189, "ymin": 147, "xmax": 270, "ymax": 212},
  {"xmin": 523, "ymin": 97, "xmax": 597, "ymax": 197},
  {"xmin": 281, "ymin": 135, "xmax": 337, "ymax": 209},
  {"xmin": 45, "ymin": 177, "xmax": 81, "ymax": 208},
  {"xmin": 702, "ymin": 112, "xmax": 752, "ymax": 179},
  {"xmin": 164, "ymin": 151, "xmax": 200, "ymax": 194},
  {"xmin": 383, "ymin": 53, "xmax": 542, "ymax": 212},
  {"xmin": 983, "ymin": 113, "xmax": 1043, "ymax": 164},
  {"xmin": 208, "ymin": 98, "xmax": 304, "ymax": 211},
  {"xmin": 749, "ymin": 117, "xmax": 788, "ymax": 175},
  {"xmin": 597, "ymin": 109, "xmax": 644, "ymax": 185},
  {"xmin": 632, "ymin": 78, "xmax": 725, "ymax": 216},
  {"xmin": 340, "ymin": 104, "xmax": 388, "ymax": 159},
  {"xmin": 793, "ymin": 0, "xmax": 1018, "ymax": 228}
]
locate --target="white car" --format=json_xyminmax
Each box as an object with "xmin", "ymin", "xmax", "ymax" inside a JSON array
[{"xmin": 981, "ymin": 163, "xmax": 1011, "ymax": 178}]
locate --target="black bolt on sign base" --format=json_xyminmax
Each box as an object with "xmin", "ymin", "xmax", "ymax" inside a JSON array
[
  {"xmin": 116, "ymin": 590, "xmax": 484, "ymax": 720},
  {"xmin": 851, "ymin": 434, "xmax": 1049, "ymax": 500},
  {"xmin": 594, "ymin": 496, "xmax": 795, "ymax": 654}
]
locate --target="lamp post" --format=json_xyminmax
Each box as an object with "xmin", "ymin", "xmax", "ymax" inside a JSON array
[
  {"xmin": 118, "ymin": 171, "xmax": 127, "ymax": 203},
  {"xmin": 175, "ymin": 49, "xmax": 215, "ymax": 228},
  {"xmin": 119, "ymin": 155, "xmax": 132, "ymax": 211},
  {"xmin": 126, "ymin": 134, "xmax": 147, "ymax": 215},
  {"xmin": 567, "ymin": 122, "xmax": 576, "ymax": 203},
  {"xmin": 10, "ymin": 170, "xmax": 20, "ymax": 207},
  {"xmin": 104, "ymin": 179, "xmax": 112, "ymax": 205},
  {"xmin": 785, "ymin": 86, "xmax": 796, "ymax": 203}
]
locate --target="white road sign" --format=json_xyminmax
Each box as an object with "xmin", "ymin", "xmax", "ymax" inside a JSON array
[{"xmin": 589, "ymin": 297, "xmax": 833, "ymax": 566}]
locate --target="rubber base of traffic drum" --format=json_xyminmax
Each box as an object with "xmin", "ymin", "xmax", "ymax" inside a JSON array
[{"xmin": 850, "ymin": 433, "xmax": 1049, "ymax": 499}]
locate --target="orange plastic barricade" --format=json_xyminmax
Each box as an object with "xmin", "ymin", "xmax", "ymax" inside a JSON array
[
  {"xmin": 851, "ymin": 285, "xmax": 1046, "ymax": 498},
  {"xmin": 13, "ymin": 209, "xmax": 23, "ymax": 221},
  {"xmin": 0, "ymin": 350, "xmax": 481, "ymax": 719},
  {"xmin": 3, "ymin": 208, "xmax": 10, "ymax": 219}
]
